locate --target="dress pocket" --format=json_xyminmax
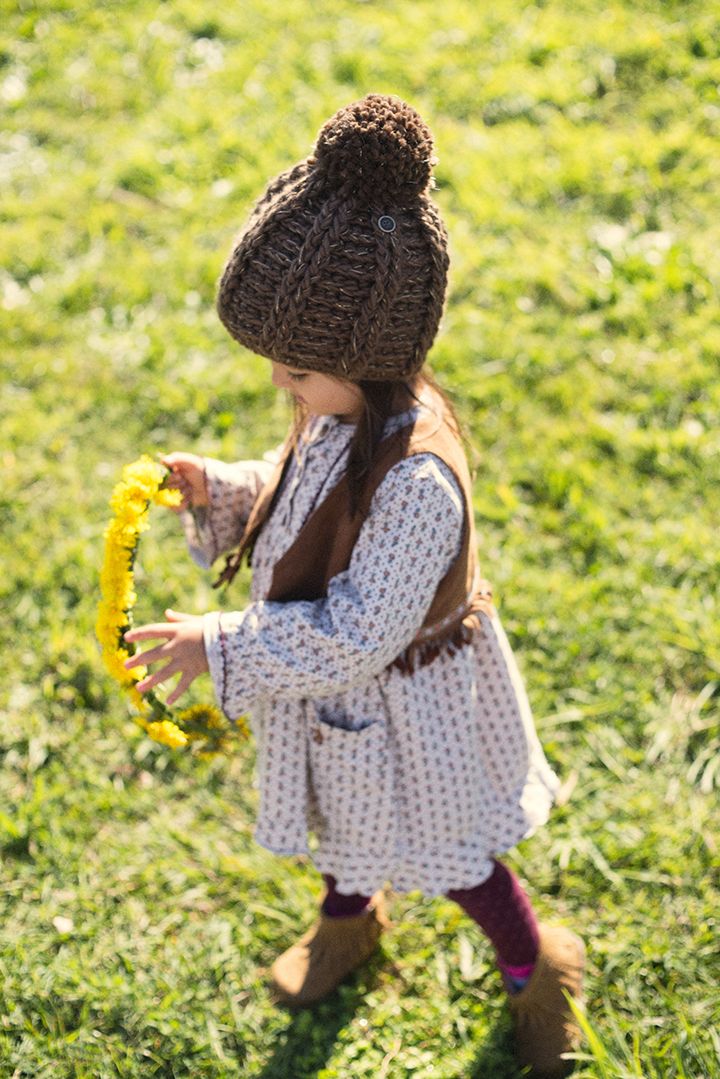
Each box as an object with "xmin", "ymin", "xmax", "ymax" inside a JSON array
[{"xmin": 307, "ymin": 712, "xmax": 393, "ymax": 856}]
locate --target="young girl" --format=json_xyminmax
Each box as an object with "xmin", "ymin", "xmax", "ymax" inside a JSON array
[{"xmin": 124, "ymin": 94, "xmax": 584, "ymax": 1077}]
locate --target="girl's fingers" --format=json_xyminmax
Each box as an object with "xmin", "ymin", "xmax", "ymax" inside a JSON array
[
  {"xmin": 161, "ymin": 453, "xmax": 187, "ymax": 470},
  {"xmin": 165, "ymin": 473, "xmax": 189, "ymax": 489},
  {"xmin": 161, "ymin": 453, "xmax": 200, "ymax": 474},
  {"xmin": 166, "ymin": 673, "xmax": 194, "ymax": 707},
  {"xmin": 165, "ymin": 478, "xmax": 190, "ymax": 502},
  {"xmin": 136, "ymin": 662, "xmax": 178, "ymax": 693},
  {"xmin": 124, "ymin": 641, "xmax": 172, "ymax": 670},
  {"xmin": 124, "ymin": 623, "xmax": 175, "ymax": 643},
  {"xmin": 162, "ymin": 474, "xmax": 190, "ymax": 510},
  {"xmin": 164, "ymin": 609, "xmax": 198, "ymax": 622}
]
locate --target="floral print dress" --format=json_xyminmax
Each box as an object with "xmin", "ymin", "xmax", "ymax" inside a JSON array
[{"xmin": 183, "ymin": 403, "xmax": 559, "ymax": 896}]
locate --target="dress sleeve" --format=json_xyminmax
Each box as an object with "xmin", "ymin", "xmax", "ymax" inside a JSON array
[
  {"xmin": 181, "ymin": 456, "xmax": 277, "ymax": 569},
  {"xmin": 202, "ymin": 454, "xmax": 465, "ymax": 719}
]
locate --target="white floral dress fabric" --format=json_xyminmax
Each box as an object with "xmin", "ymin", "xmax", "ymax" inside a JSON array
[{"xmin": 183, "ymin": 404, "xmax": 559, "ymax": 896}]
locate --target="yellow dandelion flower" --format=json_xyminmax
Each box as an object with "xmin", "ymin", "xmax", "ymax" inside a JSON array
[
  {"xmin": 129, "ymin": 687, "xmax": 151, "ymax": 714},
  {"xmin": 232, "ymin": 715, "xmax": 250, "ymax": 739},
  {"xmin": 177, "ymin": 703, "xmax": 226, "ymax": 730},
  {"xmin": 97, "ymin": 455, "xmax": 247, "ymax": 755},
  {"xmin": 145, "ymin": 720, "xmax": 189, "ymax": 748},
  {"xmin": 154, "ymin": 486, "xmax": 183, "ymax": 509}
]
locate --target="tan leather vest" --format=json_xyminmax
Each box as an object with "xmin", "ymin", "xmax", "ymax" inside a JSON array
[{"xmin": 215, "ymin": 406, "xmax": 493, "ymax": 672}]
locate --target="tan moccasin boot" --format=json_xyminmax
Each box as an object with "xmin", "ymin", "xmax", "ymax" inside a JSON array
[
  {"xmin": 270, "ymin": 892, "xmax": 389, "ymax": 1007},
  {"xmin": 508, "ymin": 923, "xmax": 585, "ymax": 1077}
]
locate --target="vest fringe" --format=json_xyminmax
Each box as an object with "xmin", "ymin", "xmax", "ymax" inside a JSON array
[{"xmin": 390, "ymin": 614, "xmax": 482, "ymax": 676}]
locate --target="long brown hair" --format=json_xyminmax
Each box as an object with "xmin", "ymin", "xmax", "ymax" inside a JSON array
[
  {"xmin": 290, "ymin": 366, "xmax": 465, "ymax": 517},
  {"xmin": 213, "ymin": 366, "xmax": 466, "ymax": 587}
]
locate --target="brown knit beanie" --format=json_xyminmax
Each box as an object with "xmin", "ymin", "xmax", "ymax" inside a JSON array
[{"xmin": 216, "ymin": 94, "xmax": 449, "ymax": 381}]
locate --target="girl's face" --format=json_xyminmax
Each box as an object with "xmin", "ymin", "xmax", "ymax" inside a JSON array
[{"xmin": 270, "ymin": 362, "xmax": 364, "ymax": 423}]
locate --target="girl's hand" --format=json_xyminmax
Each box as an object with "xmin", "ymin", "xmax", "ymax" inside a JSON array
[
  {"xmin": 161, "ymin": 453, "xmax": 209, "ymax": 510},
  {"xmin": 124, "ymin": 609, "xmax": 209, "ymax": 706}
]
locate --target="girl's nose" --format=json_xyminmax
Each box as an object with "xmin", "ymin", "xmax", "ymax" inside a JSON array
[{"xmin": 270, "ymin": 362, "xmax": 287, "ymax": 389}]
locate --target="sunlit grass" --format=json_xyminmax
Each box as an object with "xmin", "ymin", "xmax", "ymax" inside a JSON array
[{"xmin": 2, "ymin": 0, "xmax": 719, "ymax": 1074}]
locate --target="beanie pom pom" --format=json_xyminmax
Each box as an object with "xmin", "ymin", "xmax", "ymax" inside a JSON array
[{"xmin": 313, "ymin": 94, "xmax": 436, "ymax": 206}]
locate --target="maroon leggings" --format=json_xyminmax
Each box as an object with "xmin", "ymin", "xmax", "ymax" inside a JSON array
[{"xmin": 323, "ymin": 858, "xmax": 539, "ymax": 968}]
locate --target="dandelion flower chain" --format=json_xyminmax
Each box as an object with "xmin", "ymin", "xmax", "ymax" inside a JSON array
[{"xmin": 96, "ymin": 455, "xmax": 247, "ymax": 755}]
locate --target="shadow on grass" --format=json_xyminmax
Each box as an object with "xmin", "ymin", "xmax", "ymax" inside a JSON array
[
  {"xmin": 255, "ymin": 963, "xmax": 376, "ymax": 1079},
  {"xmin": 468, "ymin": 1014, "xmax": 529, "ymax": 1079},
  {"xmin": 256, "ymin": 977, "xmax": 528, "ymax": 1079}
]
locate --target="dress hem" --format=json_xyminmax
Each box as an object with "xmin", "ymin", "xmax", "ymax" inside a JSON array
[{"xmin": 253, "ymin": 784, "xmax": 557, "ymax": 899}]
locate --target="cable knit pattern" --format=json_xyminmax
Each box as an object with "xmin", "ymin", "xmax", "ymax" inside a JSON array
[{"xmin": 196, "ymin": 407, "xmax": 559, "ymax": 895}]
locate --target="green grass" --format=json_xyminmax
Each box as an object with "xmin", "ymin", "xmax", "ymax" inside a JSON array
[{"xmin": 2, "ymin": 0, "xmax": 719, "ymax": 1075}]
